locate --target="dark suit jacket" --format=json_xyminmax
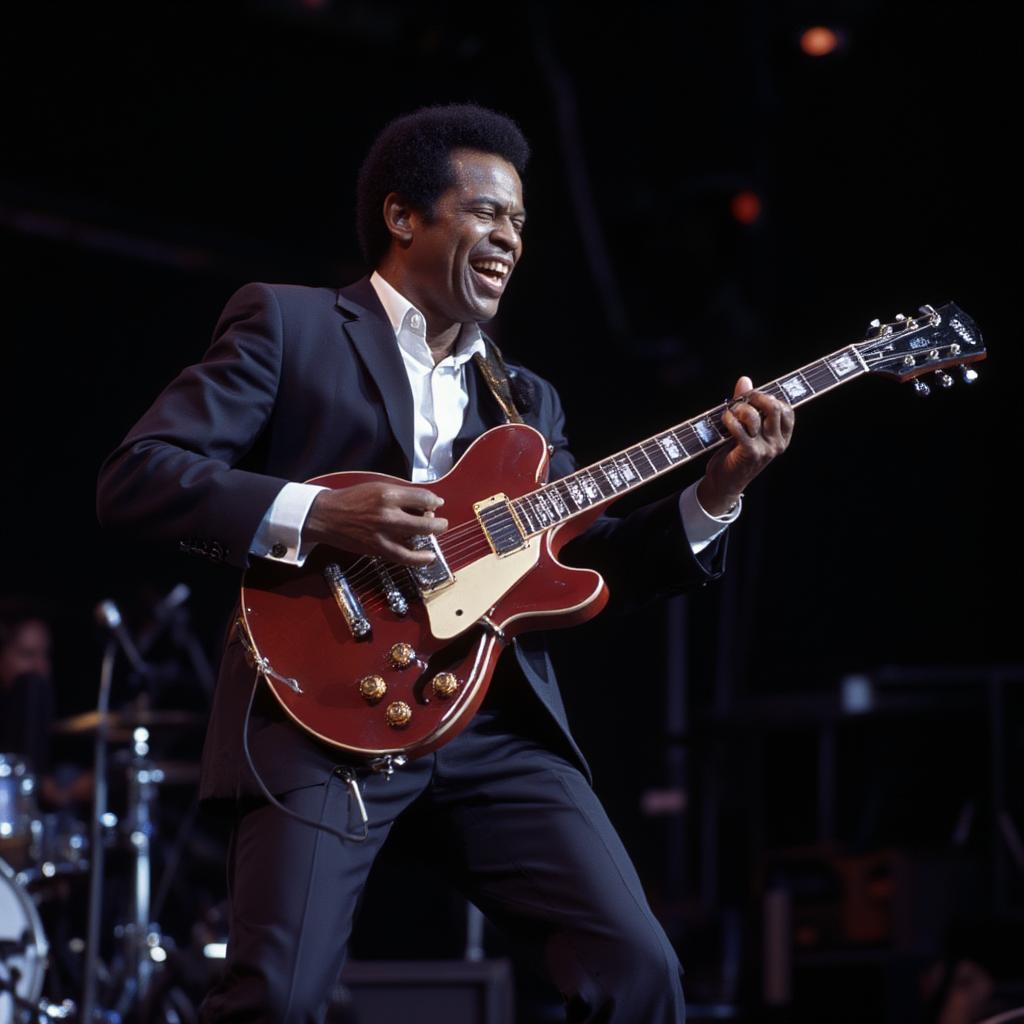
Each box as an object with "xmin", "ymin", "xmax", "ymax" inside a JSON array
[{"xmin": 97, "ymin": 276, "xmax": 727, "ymax": 801}]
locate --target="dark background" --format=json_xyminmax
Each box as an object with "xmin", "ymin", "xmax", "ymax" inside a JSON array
[{"xmin": 2, "ymin": 2, "xmax": 1018, "ymax": 1021}]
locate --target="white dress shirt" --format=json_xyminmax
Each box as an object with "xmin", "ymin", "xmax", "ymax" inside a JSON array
[{"xmin": 250, "ymin": 272, "xmax": 741, "ymax": 565}]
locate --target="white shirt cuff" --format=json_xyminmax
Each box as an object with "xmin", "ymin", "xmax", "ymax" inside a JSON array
[
  {"xmin": 250, "ymin": 482, "xmax": 328, "ymax": 566},
  {"xmin": 678, "ymin": 478, "xmax": 742, "ymax": 556}
]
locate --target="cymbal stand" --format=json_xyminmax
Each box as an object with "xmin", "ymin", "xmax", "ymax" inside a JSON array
[
  {"xmin": 0, "ymin": 967, "xmax": 75, "ymax": 1021},
  {"xmin": 109, "ymin": 723, "xmax": 170, "ymax": 1021},
  {"xmin": 82, "ymin": 650, "xmax": 172, "ymax": 1022},
  {"xmin": 81, "ymin": 641, "xmax": 115, "ymax": 1024}
]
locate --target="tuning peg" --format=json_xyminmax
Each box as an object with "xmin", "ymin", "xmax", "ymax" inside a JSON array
[
  {"xmin": 895, "ymin": 313, "xmax": 907, "ymax": 321},
  {"xmin": 865, "ymin": 317, "xmax": 882, "ymax": 337},
  {"xmin": 961, "ymin": 365, "xmax": 979, "ymax": 384},
  {"xmin": 913, "ymin": 379, "xmax": 931, "ymax": 397},
  {"xmin": 935, "ymin": 371, "xmax": 954, "ymax": 389}
]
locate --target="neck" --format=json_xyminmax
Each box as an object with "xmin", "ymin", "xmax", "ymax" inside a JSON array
[
  {"xmin": 425, "ymin": 324, "xmax": 461, "ymax": 364},
  {"xmin": 375, "ymin": 263, "xmax": 463, "ymax": 364}
]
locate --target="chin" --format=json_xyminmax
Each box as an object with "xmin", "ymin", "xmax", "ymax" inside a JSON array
[{"xmin": 457, "ymin": 300, "xmax": 499, "ymax": 324}]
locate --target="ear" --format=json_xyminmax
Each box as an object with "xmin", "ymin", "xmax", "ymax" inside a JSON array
[{"xmin": 382, "ymin": 191, "xmax": 415, "ymax": 247}]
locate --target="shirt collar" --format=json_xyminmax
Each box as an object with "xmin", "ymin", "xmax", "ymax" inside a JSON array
[{"xmin": 369, "ymin": 271, "xmax": 485, "ymax": 368}]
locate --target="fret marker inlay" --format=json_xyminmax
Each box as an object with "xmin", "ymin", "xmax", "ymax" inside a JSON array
[
  {"xmin": 694, "ymin": 418, "xmax": 717, "ymax": 445},
  {"xmin": 828, "ymin": 353, "xmax": 857, "ymax": 377},
  {"xmin": 658, "ymin": 435, "xmax": 683, "ymax": 461},
  {"xmin": 781, "ymin": 375, "xmax": 809, "ymax": 400}
]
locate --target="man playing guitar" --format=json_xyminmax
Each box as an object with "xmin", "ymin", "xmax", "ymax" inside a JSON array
[{"xmin": 98, "ymin": 103, "xmax": 793, "ymax": 1023}]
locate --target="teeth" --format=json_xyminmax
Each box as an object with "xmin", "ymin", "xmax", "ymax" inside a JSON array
[{"xmin": 472, "ymin": 259, "xmax": 509, "ymax": 276}]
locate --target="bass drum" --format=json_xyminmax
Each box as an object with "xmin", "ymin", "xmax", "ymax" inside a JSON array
[{"xmin": 0, "ymin": 857, "xmax": 48, "ymax": 1024}]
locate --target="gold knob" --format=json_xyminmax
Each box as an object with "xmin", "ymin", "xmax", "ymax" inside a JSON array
[
  {"xmin": 357, "ymin": 675, "xmax": 386, "ymax": 701},
  {"xmin": 388, "ymin": 642, "xmax": 416, "ymax": 669},
  {"xmin": 385, "ymin": 701, "xmax": 412, "ymax": 727},
  {"xmin": 431, "ymin": 672, "xmax": 459, "ymax": 698}
]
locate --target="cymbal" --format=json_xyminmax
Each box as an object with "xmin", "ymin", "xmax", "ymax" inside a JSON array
[
  {"xmin": 52, "ymin": 708, "xmax": 206, "ymax": 738},
  {"xmin": 108, "ymin": 755, "xmax": 202, "ymax": 784},
  {"xmin": 144, "ymin": 760, "xmax": 201, "ymax": 785}
]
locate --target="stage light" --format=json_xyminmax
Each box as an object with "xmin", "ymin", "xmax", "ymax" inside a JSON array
[
  {"xmin": 841, "ymin": 673, "xmax": 874, "ymax": 714},
  {"xmin": 730, "ymin": 190, "xmax": 762, "ymax": 225},
  {"xmin": 800, "ymin": 26, "xmax": 842, "ymax": 57}
]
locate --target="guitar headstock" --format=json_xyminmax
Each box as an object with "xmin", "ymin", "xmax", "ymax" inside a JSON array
[{"xmin": 855, "ymin": 303, "xmax": 985, "ymax": 394}]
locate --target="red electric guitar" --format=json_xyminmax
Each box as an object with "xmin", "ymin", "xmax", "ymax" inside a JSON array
[{"xmin": 239, "ymin": 302, "xmax": 984, "ymax": 767}]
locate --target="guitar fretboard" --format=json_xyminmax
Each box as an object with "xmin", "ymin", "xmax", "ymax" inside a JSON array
[{"xmin": 509, "ymin": 345, "xmax": 868, "ymax": 536}]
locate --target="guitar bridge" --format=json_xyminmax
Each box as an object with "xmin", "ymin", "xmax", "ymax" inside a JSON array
[{"xmin": 409, "ymin": 534, "xmax": 454, "ymax": 594}]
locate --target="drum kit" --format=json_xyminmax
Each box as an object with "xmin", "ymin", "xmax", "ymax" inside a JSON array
[{"xmin": 0, "ymin": 705, "xmax": 206, "ymax": 1024}]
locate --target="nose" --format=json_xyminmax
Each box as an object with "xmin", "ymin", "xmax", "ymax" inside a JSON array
[{"xmin": 490, "ymin": 215, "xmax": 522, "ymax": 253}]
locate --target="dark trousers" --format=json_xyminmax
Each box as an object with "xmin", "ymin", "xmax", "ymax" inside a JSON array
[{"xmin": 199, "ymin": 675, "xmax": 686, "ymax": 1023}]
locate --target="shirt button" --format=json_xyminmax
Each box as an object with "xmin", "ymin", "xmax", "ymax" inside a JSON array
[
  {"xmin": 270, "ymin": 542, "xmax": 287, "ymax": 558},
  {"xmin": 410, "ymin": 313, "xmax": 423, "ymax": 330}
]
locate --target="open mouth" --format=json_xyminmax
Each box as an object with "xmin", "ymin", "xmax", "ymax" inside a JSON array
[{"xmin": 469, "ymin": 258, "xmax": 511, "ymax": 293}]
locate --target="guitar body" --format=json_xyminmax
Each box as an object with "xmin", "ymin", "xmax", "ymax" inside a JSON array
[{"xmin": 240, "ymin": 423, "xmax": 610, "ymax": 761}]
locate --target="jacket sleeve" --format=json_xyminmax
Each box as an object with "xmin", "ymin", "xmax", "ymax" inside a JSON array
[
  {"xmin": 96, "ymin": 282, "xmax": 291, "ymax": 570},
  {"xmin": 527, "ymin": 370, "xmax": 728, "ymax": 616}
]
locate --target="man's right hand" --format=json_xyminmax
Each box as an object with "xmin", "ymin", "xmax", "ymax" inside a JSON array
[{"xmin": 302, "ymin": 482, "xmax": 447, "ymax": 567}]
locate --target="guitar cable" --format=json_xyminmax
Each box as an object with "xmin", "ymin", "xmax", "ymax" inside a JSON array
[{"xmin": 242, "ymin": 672, "xmax": 370, "ymax": 842}]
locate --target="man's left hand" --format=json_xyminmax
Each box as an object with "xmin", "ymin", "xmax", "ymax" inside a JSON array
[{"xmin": 697, "ymin": 375, "xmax": 795, "ymax": 516}]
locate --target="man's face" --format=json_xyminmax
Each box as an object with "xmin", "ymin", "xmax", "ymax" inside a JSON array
[
  {"xmin": 0, "ymin": 619, "xmax": 52, "ymax": 689},
  {"xmin": 401, "ymin": 148, "xmax": 525, "ymax": 327}
]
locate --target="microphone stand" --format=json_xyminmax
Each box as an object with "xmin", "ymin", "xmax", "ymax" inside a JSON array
[{"xmin": 80, "ymin": 639, "xmax": 117, "ymax": 1024}]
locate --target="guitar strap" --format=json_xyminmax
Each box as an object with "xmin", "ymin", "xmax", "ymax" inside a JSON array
[{"xmin": 473, "ymin": 341, "xmax": 524, "ymax": 425}]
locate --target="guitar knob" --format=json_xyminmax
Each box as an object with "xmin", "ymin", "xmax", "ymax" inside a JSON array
[
  {"xmin": 388, "ymin": 642, "xmax": 416, "ymax": 669},
  {"xmin": 913, "ymin": 379, "xmax": 931, "ymax": 397},
  {"xmin": 431, "ymin": 672, "xmax": 459, "ymax": 699},
  {"xmin": 357, "ymin": 675, "xmax": 387, "ymax": 701},
  {"xmin": 385, "ymin": 701, "xmax": 412, "ymax": 728},
  {"xmin": 961, "ymin": 366, "xmax": 979, "ymax": 383},
  {"xmin": 935, "ymin": 371, "xmax": 954, "ymax": 389}
]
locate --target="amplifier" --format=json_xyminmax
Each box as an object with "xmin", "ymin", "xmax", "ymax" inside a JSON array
[{"xmin": 331, "ymin": 959, "xmax": 515, "ymax": 1024}]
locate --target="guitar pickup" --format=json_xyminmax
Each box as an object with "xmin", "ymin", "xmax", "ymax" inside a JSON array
[
  {"xmin": 323, "ymin": 563, "xmax": 372, "ymax": 639},
  {"xmin": 474, "ymin": 494, "xmax": 528, "ymax": 557},
  {"xmin": 409, "ymin": 534, "xmax": 454, "ymax": 594}
]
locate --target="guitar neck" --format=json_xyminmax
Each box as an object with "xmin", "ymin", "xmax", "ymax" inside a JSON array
[{"xmin": 510, "ymin": 343, "xmax": 870, "ymax": 536}]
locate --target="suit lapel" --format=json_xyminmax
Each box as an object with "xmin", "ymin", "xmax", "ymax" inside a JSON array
[{"xmin": 336, "ymin": 276, "xmax": 415, "ymax": 475}]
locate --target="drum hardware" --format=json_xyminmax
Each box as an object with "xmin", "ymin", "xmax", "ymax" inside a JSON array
[
  {"xmin": 79, "ymin": 619, "xmax": 205, "ymax": 1024},
  {"xmin": 0, "ymin": 977, "xmax": 75, "ymax": 1024},
  {"xmin": 0, "ymin": 757, "xmax": 39, "ymax": 874},
  {"xmin": 51, "ymin": 709, "xmax": 206, "ymax": 746},
  {"xmin": 0, "ymin": 855, "xmax": 76, "ymax": 1024}
]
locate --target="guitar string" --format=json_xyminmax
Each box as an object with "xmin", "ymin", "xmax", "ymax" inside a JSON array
[
  {"xmin": 328, "ymin": 340, "xmax": 940, "ymax": 614},
  {"xmin": 263, "ymin": 331, "xmax": 967, "ymax": 622},
  {"xmin": 316, "ymin": 358, "xmax": 862, "ymax": 596},
  {"xmin": 321, "ymin": 389, "xmax": 803, "ymax": 596}
]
